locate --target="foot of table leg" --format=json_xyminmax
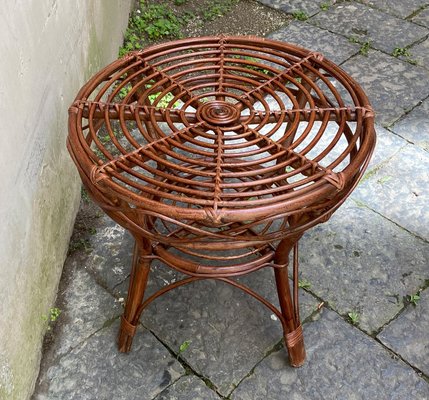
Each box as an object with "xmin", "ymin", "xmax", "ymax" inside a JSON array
[
  {"xmin": 118, "ymin": 237, "xmax": 151, "ymax": 353},
  {"xmin": 285, "ymin": 324, "xmax": 305, "ymax": 367},
  {"xmin": 118, "ymin": 315, "xmax": 138, "ymax": 352},
  {"xmin": 274, "ymin": 237, "xmax": 306, "ymax": 367}
]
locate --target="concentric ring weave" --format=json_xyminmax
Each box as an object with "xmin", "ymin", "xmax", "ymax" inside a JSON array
[{"xmin": 68, "ymin": 36, "xmax": 375, "ymax": 264}]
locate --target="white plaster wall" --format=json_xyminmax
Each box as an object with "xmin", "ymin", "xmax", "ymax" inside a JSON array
[{"xmin": 0, "ymin": 1, "xmax": 132, "ymax": 398}]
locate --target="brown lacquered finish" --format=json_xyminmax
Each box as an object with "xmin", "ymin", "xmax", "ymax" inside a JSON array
[{"xmin": 67, "ymin": 36, "xmax": 376, "ymax": 367}]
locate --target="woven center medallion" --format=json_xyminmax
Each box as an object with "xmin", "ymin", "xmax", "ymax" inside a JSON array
[{"xmin": 197, "ymin": 101, "xmax": 240, "ymax": 127}]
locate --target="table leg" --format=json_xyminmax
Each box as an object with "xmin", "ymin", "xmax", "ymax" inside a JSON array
[
  {"xmin": 274, "ymin": 237, "xmax": 306, "ymax": 367},
  {"xmin": 118, "ymin": 236, "xmax": 152, "ymax": 352}
]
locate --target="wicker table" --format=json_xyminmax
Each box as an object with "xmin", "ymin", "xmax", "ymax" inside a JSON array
[{"xmin": 68, "ymin": 36, "xmax": 376, "ymax": 367}]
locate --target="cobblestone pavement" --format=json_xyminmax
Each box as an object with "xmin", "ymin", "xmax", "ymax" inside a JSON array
[{"xmin": 33, "ymin": 1, "xmax": 429, "ymax": 399}]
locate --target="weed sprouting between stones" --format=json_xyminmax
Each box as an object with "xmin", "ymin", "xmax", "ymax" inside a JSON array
[
  {"xmin": 348, "ymin": 311, "xmax": 359, "ymax": 325},
  {"xmin": 292, "ymin": 10, "xmax": 309, "ymax": 21},
  {"xmin": 41, "ymin": 308, "xmax": 61, "ymax": 331},
  {"xmin": 119, "ymin": 0, "xmax": 239, "ymax": 56}
]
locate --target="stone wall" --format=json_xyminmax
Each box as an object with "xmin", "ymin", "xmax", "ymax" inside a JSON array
[{"xmin": 0, "ymin": 1, "xmax": 132, "ymax": 398}]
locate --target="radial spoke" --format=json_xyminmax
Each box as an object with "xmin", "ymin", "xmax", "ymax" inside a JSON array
[
  {"xmin": 138, "ymin": 57, "xmax": 203, "ymax": 109},
  {"xmin": 244, "ymin": 106, "xmax": 369, "ymax": 124},
  {"xmin": 216, "ymin": 36, "xmax": 227, "ymax": 101},
  {"xmin": 95, "ymin": 122, "xmax": 205, "ymax": 175},
  {"xmin": 235, "ymin": 124, "xmax": 343, "ymax": 190},
  {"xmin": 237, "ymin": 52, "xmax": 322, "ymax": 112},
  {"xmin": 75, "ymin": 100, "xmax": 197, "ymax": 123},
  {"xmin": 213, "ymin": 127, "xmax": 224, "ymax": 212}
]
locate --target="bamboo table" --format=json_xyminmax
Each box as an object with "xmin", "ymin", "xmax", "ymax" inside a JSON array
[{"xmin": 68, "ymin": 36, "xmax": 376, "ymax": 367}]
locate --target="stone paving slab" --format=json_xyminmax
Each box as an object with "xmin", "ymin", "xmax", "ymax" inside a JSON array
[
  {"xmin": 40, "ymin": 259, "xmax": 122, "ymax": 359},
  {"xmin": 378, "ymin": 288, "xmax": 429, "ymax": 376},
  {"xmin": 409, "ymin": 37, "xmax": 429, "ymax": 70},
  {"xmin": 85, "ymin": 216, "xmax": 132, "ymax": 291},
  {"xmin": 352, "ymin": 144, "xmax": 429, "ymax": 241},
  {"xmin": 236, "ymin": 266, "xmax": 320, "ymax": 317},
  {"xmin": 139, "ymin": 267, "xmax": 319, "ymax": 396},
  {"xmin": 391, "ymin": 97, "xmax": 429, "ymax": 151},
  {"xmin": 268, "ymin": 21, "xmax": 360, "ymax": 65},
  {"xmin": 298, "ymin": 199, "xmax": 429, "ymax": 334},
  {"xmin": 231, "ymin": 309, "xmax": 429, "ymax": 400},
  {"xmin": 341, "ymin": 50, "xmax": 429, "ymax": 126},
  {"xmin": 33, "ymin": 320, "xmax": 184, "ymax": 400},
  {"xmin": 257, "ymin": 0, "xmax": 333, "ymax": 16},
  {"xmin": 309, "ymin": 2, "xmax": 428, "ymax": 54},
  {"xmin": 358, "ymin": 0, "xmax": 429, "ymax": 18},
  {"xmin": 412, "ymin": 6, "xmax": 429, "ymax": 28},
  {"xmin": 392, "ymin": 99, "xmax": 429, "ymax": 151},
  {"xmin": 86, "ymin": 215, "xmax": 190, "ymax": 300},
  {"xmin": 155, "ymin": 375, "xmax": 220, "ymax": 400},
  {"xmin": 366, "ymin": 124, "xmax": 408, "ymax": 168}
]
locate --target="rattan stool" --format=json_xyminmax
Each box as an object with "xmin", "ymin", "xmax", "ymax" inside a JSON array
[{"xmin": 68, "ymin": 36, "xmax": 376, "ymax": 367}]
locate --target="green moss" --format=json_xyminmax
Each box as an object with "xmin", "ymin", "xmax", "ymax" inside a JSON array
[
  {"xmin": 3, "ymin": 101, "xmax": 81, "ymax": 399},
  {"xmin": 360, "ymin": 165, "xmax": 380, "ymax": 182}
]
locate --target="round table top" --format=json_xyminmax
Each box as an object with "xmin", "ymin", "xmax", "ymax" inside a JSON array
[{"xmin": 68, "ymin": 35, "xmax": 375, "ymax": 234}]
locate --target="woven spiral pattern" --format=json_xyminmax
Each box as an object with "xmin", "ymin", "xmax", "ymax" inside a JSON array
[{"xmin": 68, "ymin": 36, "xmax": 375, "ymax": 271}]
